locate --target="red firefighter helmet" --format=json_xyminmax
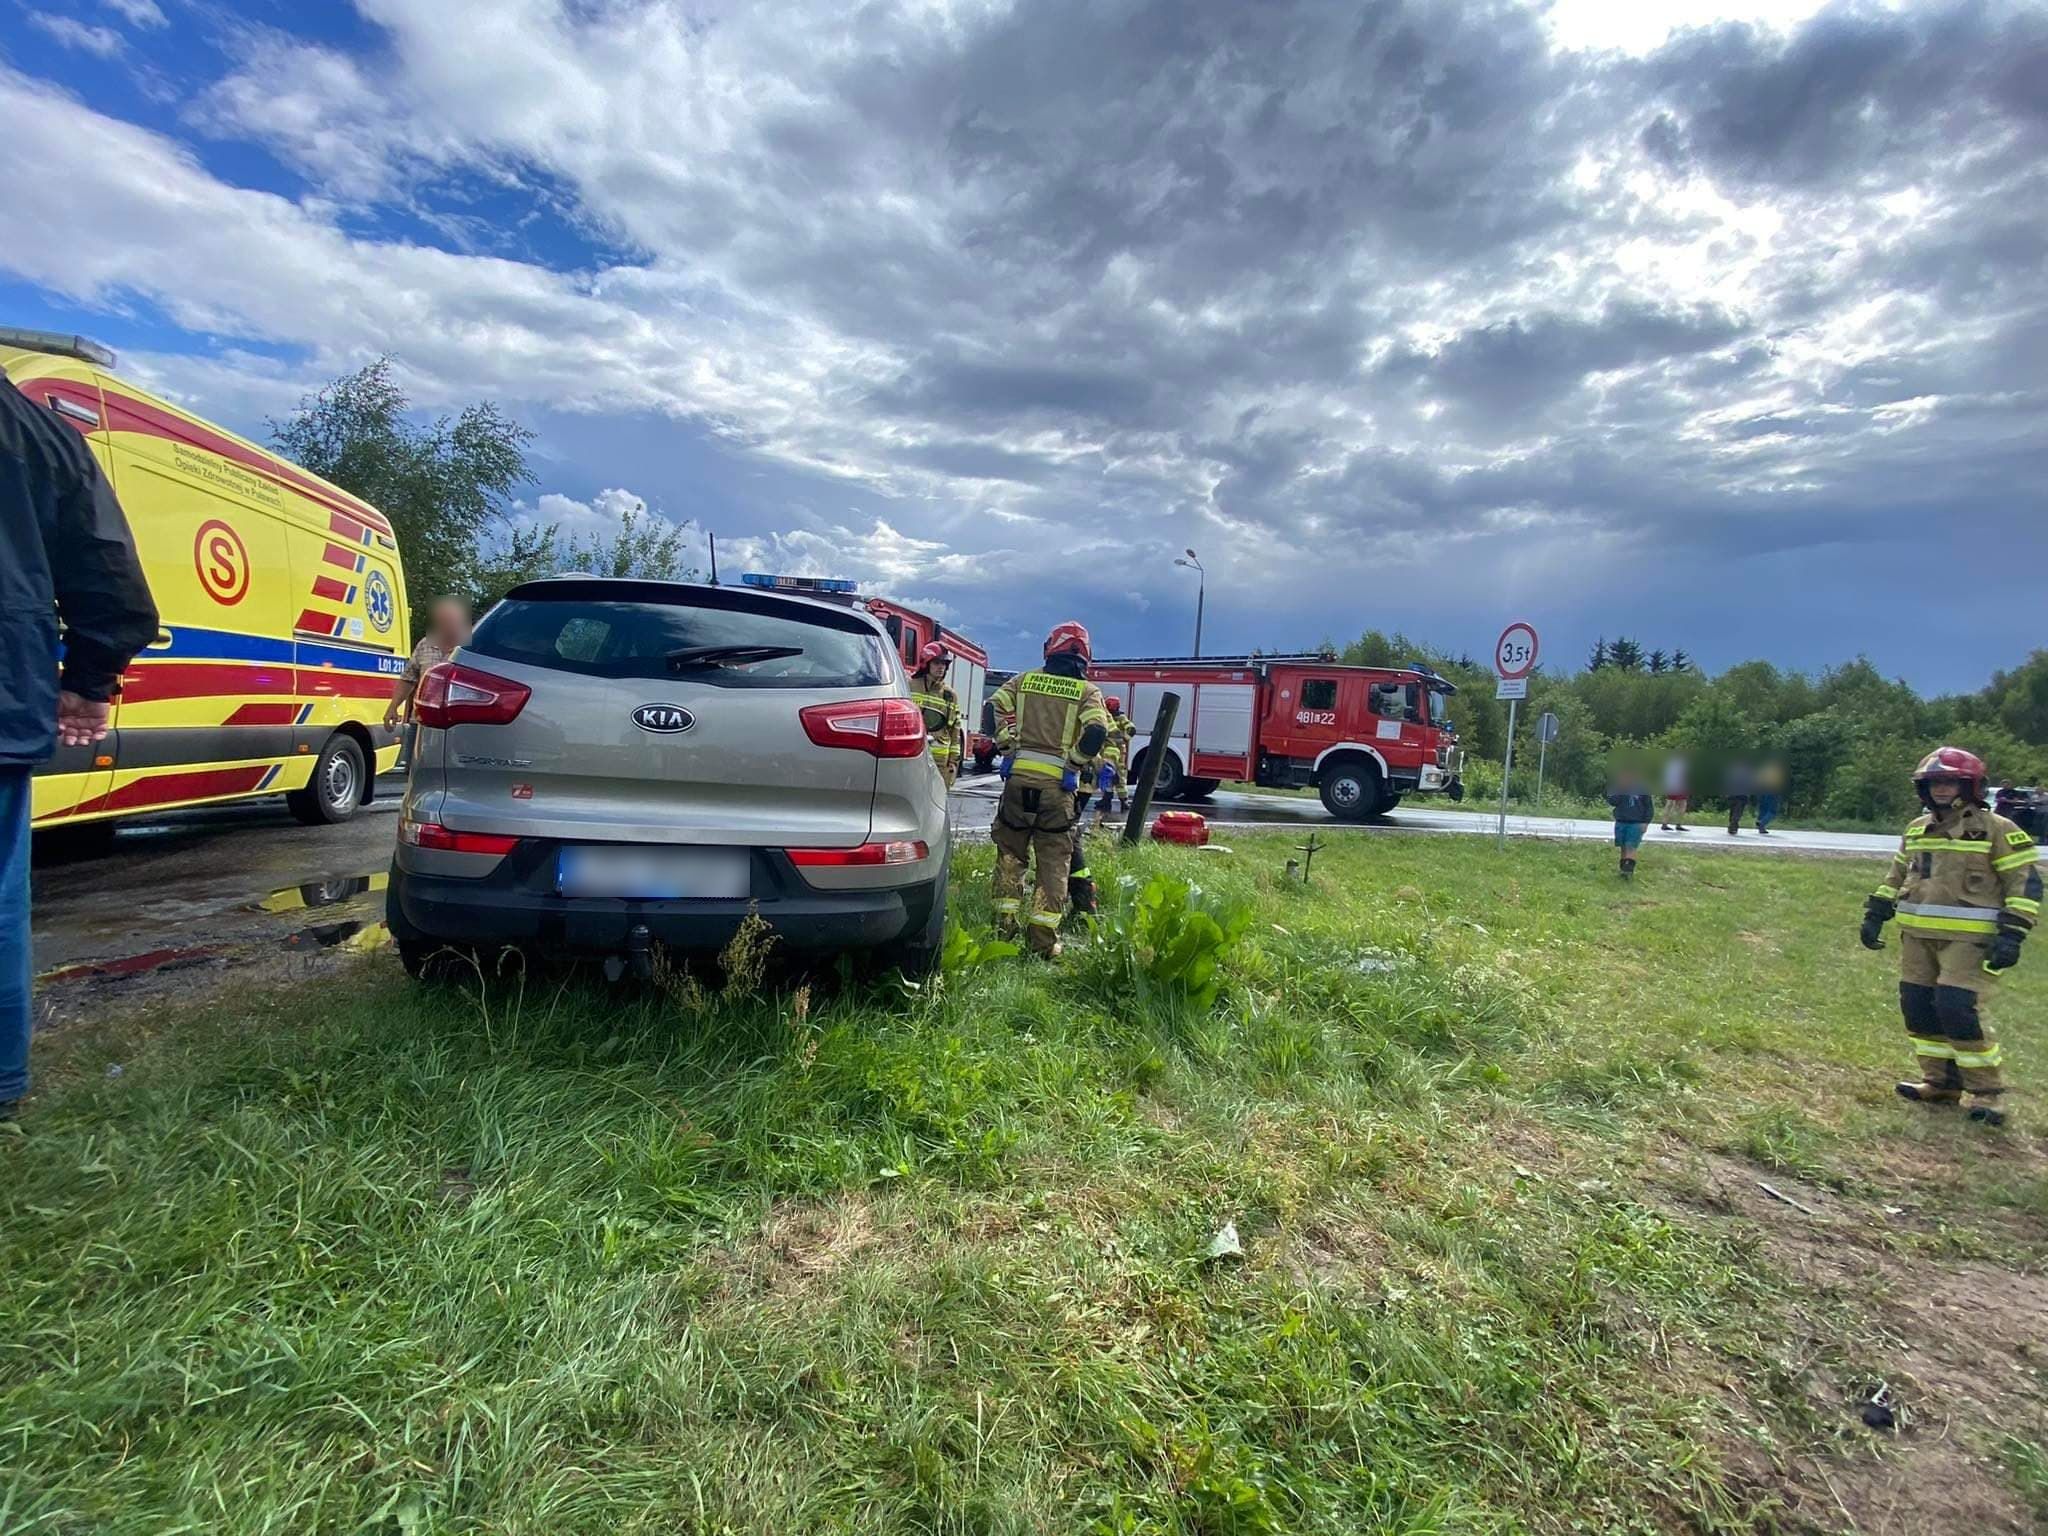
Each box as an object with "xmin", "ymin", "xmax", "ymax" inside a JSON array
[
  {"xmin": 1044, "ymin": 620, "xmax": 1092, "ymax": 663},
  {"xmin": 1105, "ymin": 695, "xmax": 1123, "ymax": 714},
  {"xmin": 1914, "ymin": 746, "xmax": 1987, "ymax": 807},
  {"xmin": 917, "ymin": 641, "xmax": 950, "ymax": 669}
]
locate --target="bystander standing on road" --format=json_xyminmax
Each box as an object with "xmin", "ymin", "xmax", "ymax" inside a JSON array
[
  {"xmin": 1755, "ymin": 760, "xmax": 1787, "ymax": 835},
  {"xmin": 1724, "ymin": 758, "xmax": 1757, "ymax": 836},
  {"xmin": 383, "ymin": 596, "xmax": 473, "ymax": 767},
  {"xmin": 1, "ymin": 376, "xmax": 157, "ymax": 1127},
  {"xmin": 1659, "ymin": 753, "xmax": 1690, "ymax": 831}
]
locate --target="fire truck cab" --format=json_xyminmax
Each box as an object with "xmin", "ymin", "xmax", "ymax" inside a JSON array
[
  {"xmin": 1087, "ymin": 655, "xmax": 1463, "ymax": 820},
  {"xmin": 857, "ymin": 595, "xmax": 989, "ymax": 752}
]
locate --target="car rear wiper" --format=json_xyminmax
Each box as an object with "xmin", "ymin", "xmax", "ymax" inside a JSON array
[{"xmin": 665, "ymin": 644, "xmax": 804, "ymax": 670}]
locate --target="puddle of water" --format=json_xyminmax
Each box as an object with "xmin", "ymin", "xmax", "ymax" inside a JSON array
[
  {"xmin": 38, "ymin": 946, "xmax": 223, "ymax": 984},
  {"xmin": 252, "ymin": 871, "xmax": 388, "ymax": 915}
]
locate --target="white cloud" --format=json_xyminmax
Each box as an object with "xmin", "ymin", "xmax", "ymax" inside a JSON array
[
  {"xmin": 193, "ymin": 41, "xmax": 424, "ymax": 202},
  {"xmin": 523, "ymin": 486, "xmax": 662, "ymax": 540},
  {"xmin": 1541, "ymin": 0, "xmax": 1844, "ymax": 56},
  {"xmin": 30, "ymin": 17, "xmax": 125, "ymax": 57},
  {"xmin": 102, "ymin": 0, "xmax": 168, "ymax": 27}
]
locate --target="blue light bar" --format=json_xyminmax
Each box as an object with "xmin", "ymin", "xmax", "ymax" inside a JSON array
[{"xmin": 740, "ymin": 572, "xmax": 858, "ymax": 594}]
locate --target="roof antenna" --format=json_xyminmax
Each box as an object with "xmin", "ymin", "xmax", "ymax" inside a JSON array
[{"xmin": 707, "ymin": 531, "xmax": 719, "ymax": 586}]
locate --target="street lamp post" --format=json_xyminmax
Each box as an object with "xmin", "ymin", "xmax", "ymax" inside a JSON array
[{"xmin": 1173, "ymin": 548, "xmax": 1205, "ymax": 658}]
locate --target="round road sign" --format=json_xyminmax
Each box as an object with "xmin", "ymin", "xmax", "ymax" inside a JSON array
[{"xmin": 1494, "ymin": 621, "xmax": 1538, "ymax": 680}]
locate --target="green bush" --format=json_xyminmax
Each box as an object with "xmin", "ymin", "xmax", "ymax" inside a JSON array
[{"xmin": 1085, "ymin": 872, "xmax": 1251, "ymax": 1012}]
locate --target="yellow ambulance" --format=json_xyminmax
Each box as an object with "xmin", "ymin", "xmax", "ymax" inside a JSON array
[{"xmin": 3, "ymin": 328, "xmax": 408, "ymax": 830}]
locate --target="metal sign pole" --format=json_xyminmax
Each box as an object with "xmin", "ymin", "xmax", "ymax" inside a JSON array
[
  {"xmin": 1497, "ymin": 697, "xmax": 1518, "ymax": 850},
  {"xmin": 1535, "ymin": 734, "xmax": 1548, "ymax": 808}
]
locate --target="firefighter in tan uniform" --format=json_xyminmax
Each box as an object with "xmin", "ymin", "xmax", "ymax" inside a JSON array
[
  {"xmin": 909, "ymin": 643, "xmax": 962, "ymax": 787},
  {"xmin": 989, "ymin": 621, "xmax": 1111, "ymax": 955},
  {"xmin": 1090, "ymin": 696, "xmax": 1135, "ymax": 829},
  {"xmin": 1861, "ymin": 747, "xmax": 2039, "ymax": 1126}
]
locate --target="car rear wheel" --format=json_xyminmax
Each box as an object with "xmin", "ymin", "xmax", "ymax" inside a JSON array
[
  {"xmin": 1318, "ymin": 760, "xmax": 1380, "ymax": 822},
  {"xmin": 876, "ymin": 857, "xmax": 949, "ymax": 980},
  {"xmin": 397, "ymin": 938, "xmax": 474, "ymax": 983},
  {"xmin": 287, "ymin": 734, "xmax": 366, "ymax": 825}
]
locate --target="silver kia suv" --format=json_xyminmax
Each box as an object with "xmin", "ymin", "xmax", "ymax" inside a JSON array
[{"xmin": 387, "ymin": 577, "xmax": 949, "ymax": 977}]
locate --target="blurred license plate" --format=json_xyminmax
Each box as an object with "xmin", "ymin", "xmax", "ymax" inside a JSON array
[{"xmin": 557, "ymin": 846, "xmax": 750, "ymax": 899}]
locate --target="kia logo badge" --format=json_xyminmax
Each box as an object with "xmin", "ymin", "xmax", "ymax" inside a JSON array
[{"xmin": 632, "ymin": 703, "xmax": 696, "ymax": 735}]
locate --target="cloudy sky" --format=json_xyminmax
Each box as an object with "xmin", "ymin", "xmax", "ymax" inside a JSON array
[{"xmin": 3, "ymin": 0, "xmax": 2043, "ymax": 688}]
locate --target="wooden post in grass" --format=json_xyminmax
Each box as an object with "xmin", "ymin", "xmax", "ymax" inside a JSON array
[{"xmin": 1123, "ymin": 691, "xmax": 1182, "ymax": 844}]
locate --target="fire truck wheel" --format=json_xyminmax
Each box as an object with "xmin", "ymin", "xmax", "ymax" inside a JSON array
[
  {"xmin": 1318, "ymin": 758, "xmax": 1381, "ymax": 822},
  {"xmin": 1180, "ymin": 777, "xmax": 1221, "ymax": 801},
  {"xmin": 1138, "ymin": 748, "xmax": 1184, "ymax": 801}
]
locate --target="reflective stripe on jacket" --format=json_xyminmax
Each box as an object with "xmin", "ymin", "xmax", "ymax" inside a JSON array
[
  {"xmin": 1875, "ymin": 805, "xmax": 2039, "ymax": 935},
  {"xmin": 910, "ymin": 680, "xmax": 960, "ymax": 758}
]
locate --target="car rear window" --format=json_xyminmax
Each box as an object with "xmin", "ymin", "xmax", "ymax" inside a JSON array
[{"xmin": 469, "ymin": 594, "xmax": 892, "ymax": 688}]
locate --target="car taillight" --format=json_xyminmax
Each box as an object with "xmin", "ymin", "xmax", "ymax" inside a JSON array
[
  {"xmin": 786, "ymin": 840, "xmax": 930, "ymax": 867},
  {"xmin": 399, "ymin": 821, "xmax": 522, "ymax": 855},
  {"xmin": 413, "ymin": 663, "xmax": 531, "ymax": 728},
  {"xmin": 799, "ymin": 697, "xmax": 927, "ymax": 758}
]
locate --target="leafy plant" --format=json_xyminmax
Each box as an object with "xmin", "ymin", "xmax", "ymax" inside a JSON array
[
  {"xmin": 1094, "ymin": 873, "xmax": 1250, "ymax": 1011},
  {"xmin": 939, "ymin": 922, "xmax": 1021, "ymax": 972}
]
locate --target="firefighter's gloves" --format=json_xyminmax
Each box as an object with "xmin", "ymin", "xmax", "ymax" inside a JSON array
[
  {"xmin": 996, "ymin": 755, "xmax": 1014, "ymax": 781},
  {"xmin": 1097, "ymin": 764, "xmax": 1115, "ymax": 792},
  {"xmin": 1984, "ymin": 917, "xmax": 2027, "ymax": 975},
  {"xmin": 1860, "ymin": 895, "xmax": 1895, "ymax": 951},
  {"xmin": 1060, "ymin": 768, "xmax": 1080, "ymax": 793}
]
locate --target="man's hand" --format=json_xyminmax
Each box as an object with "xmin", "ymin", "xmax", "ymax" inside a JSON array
[
  {"xmin": 55, "ymin": 691, "xmax": 111, "ymax": 748},
  {"xmin": 382, "ymin": 707, "xmax": 402, "ymax": 730},
  {"xmin": 1860, "ymin": 894, "xmax": 1895, "ymax": 951}
]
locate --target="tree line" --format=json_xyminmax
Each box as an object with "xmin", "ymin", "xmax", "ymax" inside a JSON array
[
  {"xmin": 269, "ymin": 359, "xmax": 695, "ymax": 632},
  {"xmin": 1585, "ymin": 638, "xmax": 1692, "ymax": 674},
  {"xmin": 1338, "ymin": 629, "xmax": 2048, "ymax": 827}
]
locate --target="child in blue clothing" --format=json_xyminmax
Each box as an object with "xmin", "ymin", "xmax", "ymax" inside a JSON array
[{"xmin": 1607, "ymin": 766, "xmax": 1654, "ymax": 880}]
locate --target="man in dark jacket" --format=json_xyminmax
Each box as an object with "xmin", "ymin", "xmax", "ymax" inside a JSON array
[
  {"xmin": 2, "ymin": 375, "xmax": 157, "ymax": 1123},
  {"xmin": 1607, "ymin": 763, "xmax": 1654, "ymax": 880}
]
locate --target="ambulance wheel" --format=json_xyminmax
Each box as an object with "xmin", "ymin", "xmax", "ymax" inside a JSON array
[
  {"xmin": 288, "ymin": 734, "xmax": 366, "ymax": 825},
  {"xmin": 1318, "ymin": 759, "xmax": 1380, "ymax": 822}
]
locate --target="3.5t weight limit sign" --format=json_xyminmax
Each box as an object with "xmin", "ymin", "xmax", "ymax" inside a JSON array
[
  {"xmin": 1493, "ymin": 621, "xmax": 1540, "ymax": 849},
  {"xmin": 1494, "ymin": 621, "xmax": 1538, "ymax": 680}
]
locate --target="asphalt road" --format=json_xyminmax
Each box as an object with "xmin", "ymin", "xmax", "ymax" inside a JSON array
[{"xmin": 33, "ymin": 772, "xmax": 2034, "ymax": 987}]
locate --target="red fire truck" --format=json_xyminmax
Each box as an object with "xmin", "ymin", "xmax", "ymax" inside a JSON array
[
  {"xmin": 738, "ymin": 577, "xmax": 989, "ymax": 756},
  {"xmin": 1086, "ymin": 654, "xmax": 1465, "ymax": 820},
  {"xmin": 863, "ymin": 596, "xmax": 989, "ymax": 742}
]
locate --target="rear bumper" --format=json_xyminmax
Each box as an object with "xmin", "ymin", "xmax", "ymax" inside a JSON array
[{"xmin": 389, "ymin": 844, "xmax": 944, "ymax": 955}]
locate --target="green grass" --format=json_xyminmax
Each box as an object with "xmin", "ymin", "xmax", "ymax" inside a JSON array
[{"xmin": 4, "ymin": 834, "xmax": 2043, "ymax": 1533}]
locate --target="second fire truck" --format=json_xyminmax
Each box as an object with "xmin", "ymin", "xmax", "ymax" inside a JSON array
[{"xmin": 1084, "ymin": 653, "xmax": 1464, "ymax": 820}]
